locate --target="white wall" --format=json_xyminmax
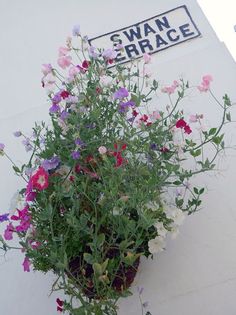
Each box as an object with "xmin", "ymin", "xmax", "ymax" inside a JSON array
[{"xmin": 1, "ymin": 1, "xmax": 236, "ymax": 314}]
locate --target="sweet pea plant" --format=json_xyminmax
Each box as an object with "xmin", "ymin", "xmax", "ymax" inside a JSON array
[{"xmin": 0, "ymin": 25, "xmax": 233, "ymax": 315}]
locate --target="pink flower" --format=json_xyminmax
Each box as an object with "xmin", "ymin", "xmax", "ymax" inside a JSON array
[
  {"xmin": 150, "ymin": 111, "xmax": 161, "ymax": 121},
  {"xmin": 162, "ymin": 80, "xmax": 179, "ymax": 95},
  {"xmin": 58, "ymin": 46, "xmax": 70, "ymax": 57},
  {"xmin": 98, "ymin": 146, "xmax": 107, "ymax": 154},
  {"xmin": 22, "ymin": 256, "xmax": 30, "ymax": 272},
  {"xmin": 42, "ymin": 64, "xmax": 52, "ymax": 76},
  {"xmin": 143, "ymin": 53, "xmax": 151, "ymax": 64},
  {"xmin": 68, "ymin": 66, "xmax": 80, "ymax": 79},
  {"xmin": 197, "ymin": 74, "xmax": 213, "ymax": 92},
  {"xmin": 4, "ymin": 223, "xmax": 14, "ymax": 240},
  {"xmin": 57, "ymin": 55, "xmax": 72, "ymax": 69},
  {"xmin": 189, "ymin": 114, "xmax": 198, "ymax": 123},
  {"xmin": 30, "ymin": 167, "xmax": 49, "ymax": 191}
]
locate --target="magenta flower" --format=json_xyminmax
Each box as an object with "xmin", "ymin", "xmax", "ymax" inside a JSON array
[
  {"xmin": 30, "ymin": 167, "xmax": 49, "ymax": 191},
  {"xmin": 4, "ymin": 223, "xmax": 14, "ymax": 240},
  {"xmin": 113, "ymin": 87, "xmax": 129, "ymax": 100},
  {"xmin": 11, "ymin": 205, "xmax": 31, "ymax": 233},
  {"xmin": 56, "ymin": 298, "xmax": 64, "ymax": 312},
  {"xmin": 22, "ymin": 256, "xmax": 31, "ymax": 272}
]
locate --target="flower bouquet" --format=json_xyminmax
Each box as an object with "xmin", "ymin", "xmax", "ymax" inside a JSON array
[{"xmin": 0, "ymin": 25, "xmax": 233, "ymax": 315}]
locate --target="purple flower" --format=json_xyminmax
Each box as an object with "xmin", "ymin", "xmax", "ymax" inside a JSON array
[
  {"xmin": 49, "ymin": 104, "xmax": 60, "ymax": 113},
  {"xmin": 102, "ymin": 48, "xmax": 117, "ymax": 60},
  {"xmin": 86, "ymin": 123, "xmax": 96, "ymax": 129},
  {"xmin": 71, "ymin": 150, "xmax": 80, "ymax": 160},
  {"xmin": 0, "ymin": 213, "xmax": 9, "ymax": 223},
  {"xmin": 60, "ymin": 110, "xmax": 69, "ymax": 121},
  {"xmin": 0, "ymin": 143, "xmax": 5, "ymax": 150},
  {"xmin": 72, "ymin": 24, "xmax": 80, "ymax": 36},
  {"xmin": 41, "ymin": 156, "xmax": 60, "ymax": 171},
  {"xmin": 13, "ymin": 131, "xmax": 22, "ymax": 137},
  {"xmin": 113, "ymin": 87, "xmax": 129, "ymax": 100},
  {"xmin": 150, "ymin": 143, "xmax": 157, "ymax": 150},
  {"xmin": 118, "ymin": 100, "xmax": 135, "ymax": 113},
  {"xmin": 89, "ymin": 46, "xmax": 99, "ymax": 59},
  {"xmin": 22, "ymin": 139, "xmax": 32, "ymax": 152},
  {"xmin": 52, "ymin": 93, "xmax": 62, "ymax": 104},
  {"xmin": 75, "ymin": 138, "xmax": 85, "ymax": 147}
]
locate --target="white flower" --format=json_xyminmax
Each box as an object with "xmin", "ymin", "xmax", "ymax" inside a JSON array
[
  {"xmin": 169, "ymin": 226, "xmax": 180, "ymax": 239},
  {"xmin": 145, "ymin": 201, "xmax": 160, "ymax": 211},
  {"xmin": 148, "ymin": 236, "xmax": 165, "ymax": 254},
  {"xmin": 154, "ymin": 221, "xmax": 167, "ymax": 238},
  {"xmin": 100, "ymin": 75, "xmax": 113, "ymax": 87},
  {"xmin": 9, "ymin": 191, "xmax": 25, "ymax": 215},
  {"xmin": 98, "ymin": 146, "xmax": 107, "ymax": 155},
  {"xmin": 165, "ymin": 206, "xmax": 185, "ymax": 226}
]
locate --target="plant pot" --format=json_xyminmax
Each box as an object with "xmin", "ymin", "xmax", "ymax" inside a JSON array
[{"xmin": 68, "ymin": 255, "xmax": 140, "ymax": 299}]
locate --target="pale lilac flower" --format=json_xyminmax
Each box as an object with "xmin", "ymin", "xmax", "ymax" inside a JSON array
[
  {"xmin": 42, "ymin": 63, "xmax": 52, "ymax": 76},
  {"xmin": 102, "ymin": 48, "xmax": 117, "ymax": 60},
  {"xmin": 68, "ymin": 66, "xmax": 80, "ymax": 79},
  {"xmin": 98, "ymin": 146, "xmax": 107, "ymax": 155},
  {"xmin": 22, "ymin": 139, "xmax": 33, "ymax": 152},
  {"xmin": 41, "ymin": 156, "xmax": 60, "ymax": 171},
  {"xmin": 13, "ymin": 131, "xmax": 22, "ymax": 137},
  {"xmin": 89, "ymin": 46, "xmax": 99, "ymax": 59},
  {"xmin": 113, "ymin": 87, "xmax": 129, "ymax": 100},
  {"xmin": 72, "ymin": 24, "xmax": 81, "ymax": 36}
]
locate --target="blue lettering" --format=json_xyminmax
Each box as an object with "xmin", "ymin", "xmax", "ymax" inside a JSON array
[
  {"xmin": 166, "ymin": 29, "xmax": 180, "ymax": 42},
  {"xmin": 144, "ymin": 23, "xmax": 156, "ymax": 36},
  {"xmin": 156, "ymin": 34, "xmax": 168, "ymax": 48},
  {"xmin": 155, "ymin": 16, "xmax": 170, "ymax": 31},
  {"xmin": 123, "ymin": 26, "xmax": 142, "ymax": 42},
  {"xmin": 124, "ymin": 44, "xmax": 140, "ymax": 58},
  {"xmin": 138, "ymin": 39, "xmax": 153, "ymax": 53},
  {"xmin": 179, "ymin": 24, "xmax": 195, "ymax": 37}
]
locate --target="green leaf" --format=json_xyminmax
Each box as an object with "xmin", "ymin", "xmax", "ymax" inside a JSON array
[
  {"xmin": 83, "ymin": 253, "xmax": 94, "ymax": 265},
  {"xmin": 209, "ymin": 128, "xmax": 217, "ymax": 136},
  {"xmin": 226, "ymin": 112, "xmax": 231, "ymax": 122},
  {"xmin": 92, "ymin": 263, "xmax": 103, "ymax": 276},
  {"xmin": 96, "ymin": 233, "xmax": 105, "ymax": 248}
]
